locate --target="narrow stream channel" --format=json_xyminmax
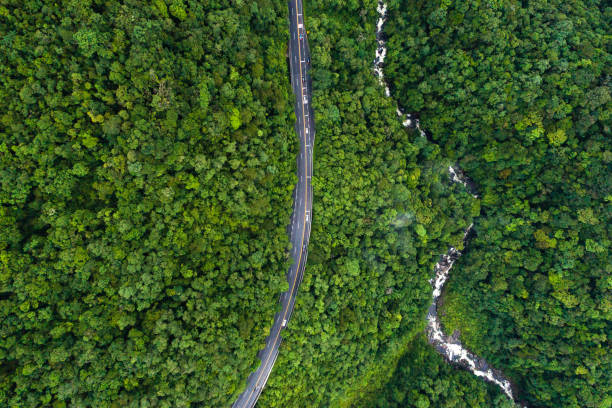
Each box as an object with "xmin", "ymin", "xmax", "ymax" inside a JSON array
[{"xmin": 374, "ymin": 2, "xmax": 523, "ymax": 404}]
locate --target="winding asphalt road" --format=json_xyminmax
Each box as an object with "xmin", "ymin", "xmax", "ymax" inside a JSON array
[{"xmin": 232, "ymin": 1, "xmax": 314, "ymax": 407}]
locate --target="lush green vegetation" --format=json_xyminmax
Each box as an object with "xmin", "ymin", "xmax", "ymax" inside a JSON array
[
  {"xmin": 384, "ymin": 0, "xmax": 611, "ymax": 407},
  {"xmin": 364, "ymin": 335, "xmax": 514, "ymax": 408},
  {"xmin": 3, "ymin": 0, "xmax": 608, "ymax": 407},
  {"xmin": 1, "ymin": 0, "xmax": 486, "ymax": 406},
  {"xmin": 0, "ymin": 1, "xmax": 296, "ymax": 406},
  {"xmin": 258, "ymin": 1, "xmax": 482, "ymax": 406}
]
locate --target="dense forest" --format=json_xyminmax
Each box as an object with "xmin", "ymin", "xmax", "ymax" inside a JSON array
[
  {"xmin": 0, "ymin": 0, "xmax": 296, "ymax": 406},
  {"xmin": 365, "ymin": 336, "xmax": 513, "ymax": 408},
  {"xmin": 383, "ymin": 0, "xmax": 611, "ymax": 407},
  {"xmin": 258, "ymin": 1, "xmax": 489, "ymax": 406},
  {"xmin": 1, "ymin": 0, "xmax": 492, "ymax": 406},
  {"xmin": 1, "ymin": 0, "xmax": 608, "ymax": 407}
]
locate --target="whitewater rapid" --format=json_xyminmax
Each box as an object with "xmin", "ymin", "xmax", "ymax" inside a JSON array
[{"xmin": 374, "ymin": 1, "xmax": 522, "ymax": 404}]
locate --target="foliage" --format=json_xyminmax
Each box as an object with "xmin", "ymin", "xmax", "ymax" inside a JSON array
[
  {"xmin": 4, "ymin": 0, "xmax": 604, "ymax": 406},
  {"xmin": 364, "ymin": 335, "xmax": 515, "ymax": 408},
  {"xmin": 384, "ymin": 0, "xmax": 611, "ymax": 406},
  {"xmin": 0, "ymin": 1, "xmax": 296, "ymax": 406},
  {"xmin": 257, "ymin": 1, "xmax": 480, "ymax": 406}
]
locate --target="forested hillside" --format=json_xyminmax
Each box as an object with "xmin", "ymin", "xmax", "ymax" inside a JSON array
[
  {"xmin": 257, "ymin": 1, "xmax": 484, "ymax": 406},
  {"xmin": 366, "ymin": 336, "xmax": 513, "ymax": 408},
  {"xmin": 383, "ymin": 0, "xmax": 611, "ymax": 406},
  {"xmin": 3, "ymin": 0, "xmax": 608, "ymax": 407},
  {"xmin": 0, "ymin": 1, "xmax": 296, "ymax": 406}
]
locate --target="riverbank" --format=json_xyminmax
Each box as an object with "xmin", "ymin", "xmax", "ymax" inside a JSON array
[{"xmin": 374, "ymin": 1, "xmax": 522, "ymax": 404}]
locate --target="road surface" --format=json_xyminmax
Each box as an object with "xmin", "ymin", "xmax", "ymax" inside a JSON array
[{"xmin": 232, "ymin": 0, "xmax": 315, "ymax": 407}]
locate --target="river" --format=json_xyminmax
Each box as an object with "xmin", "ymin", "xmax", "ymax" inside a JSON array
[{"xmin": 374, "ymin": 1, "xmax": 523, "ymax": 404}]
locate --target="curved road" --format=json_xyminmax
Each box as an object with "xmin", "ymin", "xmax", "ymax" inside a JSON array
[{"xmin": 232, "ymin": 0, "xmax": 314, "ymax": 407}]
